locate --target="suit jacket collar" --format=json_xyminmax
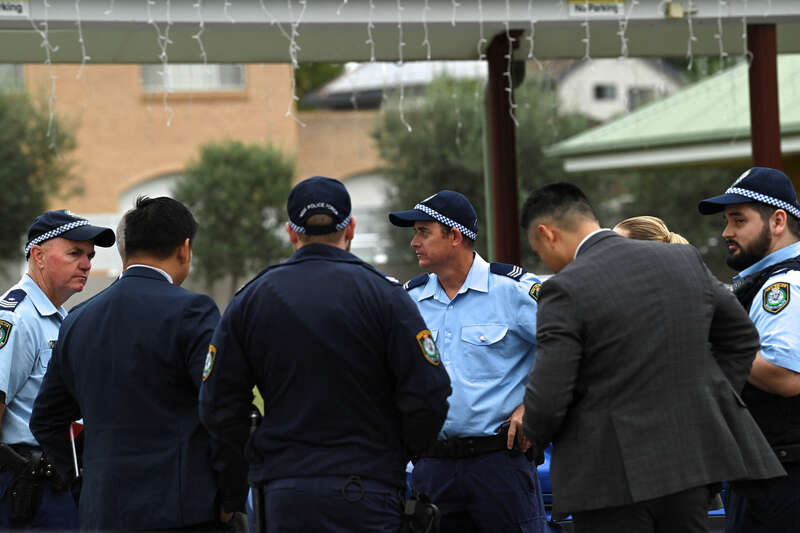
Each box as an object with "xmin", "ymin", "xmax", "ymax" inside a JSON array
[
  {"xmin": 122, "ymin": 265, "xmax": 172, "ymax": 283},
  {"xmin": 575, "ymin": 229, "xmax": 620, "ymax": 258}
]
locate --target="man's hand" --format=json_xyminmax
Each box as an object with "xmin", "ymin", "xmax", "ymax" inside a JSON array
[
  {"xmin": 503, "ymin": 404, "xmax": 531, "ymax": 452},
  {"xmin": 219, "ymin": 506, "xmax": 233, "ymax": 523}
]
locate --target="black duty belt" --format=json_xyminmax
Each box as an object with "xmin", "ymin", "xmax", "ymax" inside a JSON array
[
  {"xmin": 774, "ymin": 444, "xmax": 800, "ymax": 464},
  {"xmin": 422, "ymin": 434, "xmax": 508, "ymax": 459}
]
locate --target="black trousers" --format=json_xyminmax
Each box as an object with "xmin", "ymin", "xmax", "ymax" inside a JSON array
[
  {"xmin": 725, "ymin": 464, "xmax": 800, "ymax": 533},
  {"xmin": 572, "ymin": 485, "xmax": 710, "ymax": 533}
]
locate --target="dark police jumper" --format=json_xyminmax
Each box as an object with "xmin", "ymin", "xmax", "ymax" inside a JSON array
[{"xmin": 199, "ymin": 243, "xmax": 451, "ymax": 489}]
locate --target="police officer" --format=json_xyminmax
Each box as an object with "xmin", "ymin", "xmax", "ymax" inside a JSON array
[
  {"xmin": 199, "ymin": 176, "xmax": 452, "ymax": 533},
  {"xmin": 699, "ymin": 167, "xmax": 800, "ymax": 532},
  {"xmin": 0, "ymin": 209, "xmax": 114, "ymax": 529},
  {"xmin": 389, "ymin": 191, "xmax": 547, "ymax": 533}
]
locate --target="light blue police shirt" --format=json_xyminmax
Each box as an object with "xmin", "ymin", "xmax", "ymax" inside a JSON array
[
  {"xmin": 407, "ymin": 253, "xmax": 539, "ymax": 438},
  {"xmin": 0, "ymin": 274, "xmax": 67, "ymax": 445},
  {"xmin": 734, "ymin": 240, "xmax": 800, "ymax": 373}
]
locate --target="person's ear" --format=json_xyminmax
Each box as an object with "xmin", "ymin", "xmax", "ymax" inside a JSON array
[
  {"xmin": 286, "ymin": 222, "xmax": 300, "ymax": 245},
  {"xmin": 177, "ymin": 238, "xmax": 191, "ymax": 265},
  {"xmin": 344, "ymin": 216, "xmax": 356, "ymax": 242}
]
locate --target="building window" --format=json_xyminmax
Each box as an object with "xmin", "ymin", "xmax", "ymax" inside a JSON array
[
  {"xmin": 594, "ymin": 84, "xmax": 617, "ymax": 101},
  {"xmin": 0, "ymin": 64, "xmax": 24, "ymax": 91},
  {"xmin": 628, "ymin": 87, "xmax": 656, "ymax": 111},
  {"xmin": 140, "ymin": 64, "xmax": 245, "ymax": 93}
]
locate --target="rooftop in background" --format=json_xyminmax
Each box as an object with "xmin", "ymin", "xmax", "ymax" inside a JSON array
[{"xmin": 547, "ymin": 54, "xmax": 800, "ymax": 172}]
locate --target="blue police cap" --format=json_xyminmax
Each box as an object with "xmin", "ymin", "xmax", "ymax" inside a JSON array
[
  {"xmin": 389, "ymin": 190, "xmax": 479, "ymax": 241},
  {"xmin": 25, "ymin": 210, "xmax": 115, "ymax": 258},
  {"xmin": 287, "ymin": 176, "xmax": 352, "ymax": 235},
  {"xmin": 698, "ymin": 167, "xmax": 800, "ymax": 219}
]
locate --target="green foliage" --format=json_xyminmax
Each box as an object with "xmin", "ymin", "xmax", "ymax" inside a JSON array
[
  {"xmin": 0, "ymin": 90, "xmax": 76, "ymax": 271},
  {"xmin": 172, "ymin": 140, "xmax": 294, "ymax": 291},
  {"xmin": 372, "ymin": 77, "xmax": 588, "ymax": 265},
  {"xmin": 295, "ymin": 63, "xmax": 345, "ymax": 110}
]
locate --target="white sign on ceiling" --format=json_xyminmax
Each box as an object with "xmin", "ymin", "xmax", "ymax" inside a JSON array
[
  {"xmin": 0, "ymin": 1, "xmax": 28, "ymax": 17},
  {"xmin": 568, "ymin": 0, "xmax": 625, "ymax": 18}
]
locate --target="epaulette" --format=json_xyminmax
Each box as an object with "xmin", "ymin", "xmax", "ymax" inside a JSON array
[
  {"xmin": 0, "ymin": 289, "xmax": 27, "ymax": 312},
  {"xmin": 404, "ymin": 273, "xmax": 430, "ymax": 291},
  {"xmin": 490, "ymin": 262, "xmax": 527, "ymax": 281}
]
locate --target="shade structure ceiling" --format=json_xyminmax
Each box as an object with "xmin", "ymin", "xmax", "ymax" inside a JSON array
[{"xmin": 1, "ymin": 0, "xmax": 800, "ymax": 63}]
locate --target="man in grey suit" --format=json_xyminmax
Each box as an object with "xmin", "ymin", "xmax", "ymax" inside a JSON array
[{"xmin": 520, "ymin": 182, "xmax": 785, "ymax": 533}]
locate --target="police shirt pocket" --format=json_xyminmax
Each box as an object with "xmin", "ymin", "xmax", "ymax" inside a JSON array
[
  {"xmin": 459, "ymin": 324, "xmax": 509, "ymax": 381},
  {"xmin": 37, "ymin": 348, "xmax": 53, "ymax": 371}
]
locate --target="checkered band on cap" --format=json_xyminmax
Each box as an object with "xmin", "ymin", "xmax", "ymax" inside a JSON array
[
  {"xmin": 414, "ymin": 204, "xmax": 478, "ymax": 240},
  {"xmin": 727, "ymin": 187, "xmax": 800, "ymax": 219},
  {"xmin": 24, "ymin": 220, "xmax": 90, "ymax": 255},
  {"xmin": 289, "ymin": 215, "xmax": 352, "ymax": 235}
]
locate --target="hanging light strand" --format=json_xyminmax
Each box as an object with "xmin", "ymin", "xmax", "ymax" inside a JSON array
[
  {"xmin": 224, "ymin": 0, "xmax": 234, "ymax": 23},
  {"xmin": 192, "ymin": 0, "xmax": 208, "ymax": 65},
  {"xmin": 104, "ymin": 0, "xmax": 114, "ymax": 15},
  {"xmin": 451, "ymin": 0, "xmax": 460, "ymax": 27},
  {"xmin": 28, "ymin": 0, "xmax": 59, "ymax": 143},
  {"xmin": 581, "ymin": 0, "xmax": 591, "ymax": 61},
  {"xmin": 617, "ymin": 0, "xmax": 639, "ymax": 58},
  {"xmin": 714, "ymin": 0, "xmax": 729, "ymax": 68},
  {"xmin": 366, "ymin": 0, "xmax": 376, "ymax": 62},
  {"xmin": 285, "ymin": 0, "xmax": 307, "ymax": 127},
  {"xmin": 476, "ymin": 0, "xmax": 487, "ymax": 59},
  {"xmin": 74, "ymin": 0, "xmax": 91, "ymax": 80},
  {"xmin": 396, "ymin": 0, "xmax": 412, "ymax": 132},
  {"xmin": 741, "ymin": 0, "xmax": 752, "ymax": 65},
  {"xmin": 258, "ymin": 0, "xmax": 291, "ymax": 40},
  {"xmin": 504, "ymin": 0, "xmax": 519, "ymax": 126},
  {"xmin": 421, "ymin": 0, "xmax": 431, "ymax": 60},
  {"xmin": 336, "ymin": 0, "xmax": 348, "ymax": 16},
  {"xmin": 526, "ymin": 0, "xmax": 541, "ymax": 69},
  {"xmin": 686, "ymin": 0, "xmax": 697, "ymax": 70},
  {"xmin": 147, "ymin": 0, "xmax": 175, "ymax": 127}
]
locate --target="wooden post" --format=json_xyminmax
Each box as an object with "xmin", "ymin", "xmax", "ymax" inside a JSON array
[
  {"xmin": 486, "ymin": 31, "xmax": 523, "ymax": 265},
  {"xmin": 747, "ymin": 24, "xmax": 783, "ymax": 171}
]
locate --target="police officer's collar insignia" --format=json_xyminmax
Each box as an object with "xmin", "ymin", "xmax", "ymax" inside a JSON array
[
  {"xmin": 0, "ymin": 289, "xmax": 27, "ymax": 311},
  {"xmin": 416, "ymin": 330, "xmax": 440, "ymax": 365},
  {"xmin": 529, "ymin": 282, "xmax": 542, "ymax": 302},
  {"xmin": 0, "ymin": 320, "xmax": 12, "ymax": 350},
  {"xmin": 763, "ymin": 282, "xmax": 790, "ymax": 314},
  {"xmin": 202, "ymin": 345, "xmax": 217, "ymax": 381},
  {"xmin": 489, "ymin": 262, "xmax": 527, "ymax": 281},
  {"xmin": 404, "ymin": 273, "xmax": 430, "ymax": 291}
]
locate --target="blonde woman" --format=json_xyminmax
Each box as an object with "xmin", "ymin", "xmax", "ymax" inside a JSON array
[{"xmin": 614, "ymin": 215, "xmax": 689, "ymax": 244}]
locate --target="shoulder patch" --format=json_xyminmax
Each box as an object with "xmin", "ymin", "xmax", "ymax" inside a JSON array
[
  {"xmin": 529, "ymin": 282, "xmax": 542, "ymax": 302},
  {"xmin": 0, "ymin": 320, "xmax": 12, "ymax": 350},
  {"xmin": 763, "ymin": 282, "xmax": 790, "ymax": 314},
  {"xmin": 404, "ymin": 273, "xmax": 430, "ymax": 291},
  {"xmin": 490, "ymin": 262, "xmax": 527, "ymax": 281},
  {"xmin": 416, "ymin": 330, "xmax": 440, "ymax": 365},
  {"xmin": 202, "ymin": 345, "xmax": 217, "ymax": 381},
  {"xmin": 0, "ymin": 289, "xmax": 27, "ymax": 312}
]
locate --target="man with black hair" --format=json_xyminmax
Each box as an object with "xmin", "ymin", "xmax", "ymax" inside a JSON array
[
  {"xmin": 699, "ymin": 167, "xmax": 800, "ymax": 532},
  {"xmin": 388, "ymin": 190, "xmax": 547, "ymax": 533},
  {"xmin": 200, "ymin": 177, "xmax": 451, "ymax": 532},
  {"xmin": 30, "ymin": 196, "xmax": 247, "ymax": 531},
  {"xmin": 0, "ymin": 209, "xmax": 114, "ymax": 530},
  {"xmin": 520, "ymin": 182, "xmax": 784, "ymax": 533}
]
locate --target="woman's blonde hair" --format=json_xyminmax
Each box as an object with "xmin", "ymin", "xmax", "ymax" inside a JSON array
[{"xmin": 615, "ymin": 216, "xmax": 689, "ymax": 245}]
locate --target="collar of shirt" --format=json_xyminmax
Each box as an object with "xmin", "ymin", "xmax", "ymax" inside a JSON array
[
  {"xmin": 290, "ymin": 242, "xmax": 359, "ymax": 262},
  {"xmin": 417, "ymin": 252, "xmax": 489, "ymax": 304},
  {"xmin": 574, "ymin": 228, "xmax": 610, "ymax": 259},
  {"xmin": 20, "ymin": 273, "xmax": 67, "ymax": 320},
  {"xmin": 125, "ymin": 264, "xmax": 173, "ymax": 284},
  {"xmin": 734, "ymin": 241, "xmax": 800, "ymax": 282}
]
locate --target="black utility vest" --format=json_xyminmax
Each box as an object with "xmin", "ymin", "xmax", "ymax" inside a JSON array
[{"xmin": 733, "ymin": 256, "xmax": 800, "ymax": 448}]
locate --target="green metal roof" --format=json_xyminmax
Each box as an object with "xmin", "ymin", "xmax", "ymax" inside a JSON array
[{"xmin": 548, "ymin": 54, "xmax": 800, "ymax": 158}]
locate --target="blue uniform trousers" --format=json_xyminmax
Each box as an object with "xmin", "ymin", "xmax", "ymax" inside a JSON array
[
  {"xmin": 725, "ymin": 464, "xmax": 800, "ymax": 533},
  {"xmin": 260, "ymin": 476, "xmax": 404, "ymax": 533},
  {"xmin": 0, "ymin": 470, "xmax": 79, "ymax": 530},
  {"xmin": 412, "ymin": 450, "xmax": 547, "ymax": 533}
]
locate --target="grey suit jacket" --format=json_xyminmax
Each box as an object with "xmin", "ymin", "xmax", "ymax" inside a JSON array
[{"xmin": 523, "ymin": 230, "xmax": 785, "ymax": 515}]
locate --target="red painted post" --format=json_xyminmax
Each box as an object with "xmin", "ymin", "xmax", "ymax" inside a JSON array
[
  {"xmin": 747, "ymin": 24, "xmax": 783, "ymax": 170},
  {"xmin": 486, "ymin": 31, "xmax": 523, "ymax": 265}
]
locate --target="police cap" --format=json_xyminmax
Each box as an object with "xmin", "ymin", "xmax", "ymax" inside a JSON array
[
  {"xmin": 287, "ymin": 176, "xmax": 352, "ymax": 235},
  {"xmin": 25, "ymin": 210, "xmax": 115, "ymax": 258},
  {"xmin": 698, "ymin": 167, "xmax": 800, "ymax": 219},
  {"xmin": 389, "ymin": 190, "xmax": 478, "ymax": 241}
]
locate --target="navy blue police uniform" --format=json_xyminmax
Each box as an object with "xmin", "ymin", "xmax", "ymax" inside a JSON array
[
  {"xmin": 0, "ymin": 210, "xmax": 114, "ymax": 531},
  {"xmin": 200, "ymin": 176, "xmax": 452, "ymax": 533}
]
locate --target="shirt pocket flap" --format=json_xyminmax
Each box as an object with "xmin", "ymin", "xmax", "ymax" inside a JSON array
[
  {"xmin": 460, "ymin": 324, "xmax": 508, "ymax": 346},
  {"xmin": 430, "ymin": 329, "xmax": 438, "ymax": 342}
]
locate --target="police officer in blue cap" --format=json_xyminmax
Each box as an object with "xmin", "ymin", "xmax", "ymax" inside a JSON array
[
  {"xmin": 200, "ymin": 176, "xmax": 452, "ymax": 533},
  {"xmin": 0, "ymin": 210, "xmax": 113, "ymax": 529},
  {"xmin": 389, "ymin": 191, "xmax": 547, "ymax": 533},
  {"xmin": 699, "ymin": 167, "xmax": 800, "ymax": 532}
]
